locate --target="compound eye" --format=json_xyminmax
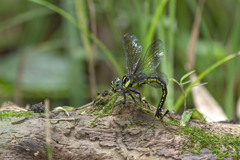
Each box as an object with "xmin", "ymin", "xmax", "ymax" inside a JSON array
[
  {"xmin": 111, "ymin": 77, "xmax": 122, "ymax": 91},
  {"xmin": 115, "ymin": 77, "xmax": 122, "ymax": 89}
]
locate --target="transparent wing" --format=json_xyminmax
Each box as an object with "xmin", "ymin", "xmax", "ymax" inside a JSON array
[
  {"xmin": 122, "ymin": 33, "xmax": 142, "ymax": 74},
  {"xmin": 136, "ymin": 40, "xmax": 164, "ymax": 74},
  {"xmin": 146, "ymin": 72, "xmax": 168, "ymax": 88}
]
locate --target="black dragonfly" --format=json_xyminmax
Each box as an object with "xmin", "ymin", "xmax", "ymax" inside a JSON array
[{"xmin": 111, "ymin": 33, "xmax": 169, "ymax": 119}]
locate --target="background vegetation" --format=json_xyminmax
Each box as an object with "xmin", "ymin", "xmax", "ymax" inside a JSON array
[{"xmin": 0, "ymin": 0, "xmax": 239, "ymax": 120}]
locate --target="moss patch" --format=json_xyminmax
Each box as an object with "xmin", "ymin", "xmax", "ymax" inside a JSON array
[
  {"xmin": 90, "ymin": 90, "xmax": 118, "ymax": 125},
  {"xmin": 0, "ymin": 111, "xmax": 39, "ymax": 120},
  {"xmin": 166, "ymin": 120, "xmax": 240, "ymax": 159}
]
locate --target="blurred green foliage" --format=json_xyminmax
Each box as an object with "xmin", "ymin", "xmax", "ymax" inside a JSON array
[{"xmin": 0, "ymin": 0, "xmax": 239, "ymax": 119}]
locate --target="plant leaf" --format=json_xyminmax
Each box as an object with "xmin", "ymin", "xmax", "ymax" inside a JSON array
[
  {"xmin": 180, "ymin": 70, "xmax": 195, "ymax": 84},
  {"xmin": 169, "ymin": 78, "xmax": 180, "ymax": 85},
  {"xmin": 180, "ymin": 80, "xmax": 192, "ymax": 86},
  {"xmin": 192, "ymin": 109, "xmax": 206, "ymax": 122},
  {"xmin": 180, "ymin": 109, "xmax": 195, "ymax": 126}
]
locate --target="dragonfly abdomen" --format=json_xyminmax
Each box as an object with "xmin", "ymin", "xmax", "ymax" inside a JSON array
[
  {"xmin": 146, "ymin": 76, "xmax": 166, "ymax": 87},
  {"xmin": 145, "ymin": 76, "xmax": 167, "ymax": 104}
]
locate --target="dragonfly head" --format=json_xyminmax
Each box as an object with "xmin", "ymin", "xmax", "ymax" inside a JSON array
[{"xmin": 111, "ymin": 77, "xmax": 122, "ymax": 91}]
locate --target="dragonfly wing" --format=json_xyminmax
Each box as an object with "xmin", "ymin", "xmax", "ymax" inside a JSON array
[
  {"xmin": 137, "ymin": 40, "xmax": 164, "ymax": 74},
  {"xmin": 122, "ymin": 33, "xmax": 142, "ymax": 74}
]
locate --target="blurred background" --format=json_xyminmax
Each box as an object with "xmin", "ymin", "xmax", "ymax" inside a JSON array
[{"xmin": 0, "ymin": 0, "xmax": 239, "ymax": 120}]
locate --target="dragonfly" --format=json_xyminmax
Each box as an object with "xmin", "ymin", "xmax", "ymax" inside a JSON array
[{"xmin": 111, "ymin": 33, "xmax": 169, "ymax": 119}]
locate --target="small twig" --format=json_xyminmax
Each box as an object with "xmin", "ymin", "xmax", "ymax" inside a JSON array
[
  {"xmin": 40, "ymin": 118, "xmax": 76, "ymax": 121},
  {"xmin": 44, "ymin": 99, "xmax": 53, "ymax": 160},
  {"xmin": 11, "ymin": 117, "xmax": 27, "ymax": 125},
  {"xmin": 76, "ymin": 101, "xmax": 94, "ymax": 110}
]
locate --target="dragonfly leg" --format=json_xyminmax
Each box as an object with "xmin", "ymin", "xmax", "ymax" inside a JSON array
[
  {"xmin": 127, "ymin": 92, "xmax": 137, "ymax": 116},
  {"xmin": 123, "ymin": 91, "xmax": 127, "ymax": 104},
  {"xmin": 162, "ymin": 110, "xmax": 169, "ymax": 117},
  {"xmin": 114, "ymin": 91, "xmax": 126, "ymax": 107},
  {"xmin": 129, "ymin": 89, "xmax": 142, "ymax": 102}
]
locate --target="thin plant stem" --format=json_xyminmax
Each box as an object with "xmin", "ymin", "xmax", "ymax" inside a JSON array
[{"xmin": 87, "ymin": 0, "xmax": 97, "ymax": 99}]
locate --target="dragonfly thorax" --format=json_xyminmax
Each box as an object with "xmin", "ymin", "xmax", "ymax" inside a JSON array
[{"xmin": 122, "ymin": 74, "xmax": 133, "ymax": 88}]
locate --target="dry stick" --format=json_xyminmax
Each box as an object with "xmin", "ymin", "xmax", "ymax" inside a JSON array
[
  {"xmin": 77, "ymin": 101, "xmax": 93, "ymax": 109},
  {"xmin": 44, "ymin": 99, "xmax": 53, "ymax": 160},
  {"xmin": 185, "ymin": 0, "xmax": 206, "ymax": 111},
  {"xmin": 14, "ymin": 51, "xmax": 27, "ymax": 105},
  {"xmin": 88, "ymin": 0, "xmax": 97, "ymax": 99},
  {"xmin": 40, "ymin": 118, "xmax": 76, "ymax": 121},
  {"xmin": 75, "ymin": 0, "xmax": 96, "ymax": 99},
  {"xmin": 186, "ymin": 0, "xmax": 206, "ymax": 71}
]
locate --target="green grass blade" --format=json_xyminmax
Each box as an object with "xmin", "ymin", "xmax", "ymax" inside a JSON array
[
  {"xmin": 165, "ymin": 0, "xmax": 176, "ymax": 110},
  {"xmin": 224, "ymin": 3, "xmax": 240, "ymax": 118},
  {"xmin": 145, "ymin": 0, "xmax": 168, "ymax": 50},
  {"xmin": 28, "ymin": 0, "xmax": 123, "ymax": 76},
  {"xmin": 62, "ymin": 0, "xmax": 86, "ymax": 106},
  {"xmin": 0, "ymin": 8, "xmax": 52, "ymax": 32}
]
